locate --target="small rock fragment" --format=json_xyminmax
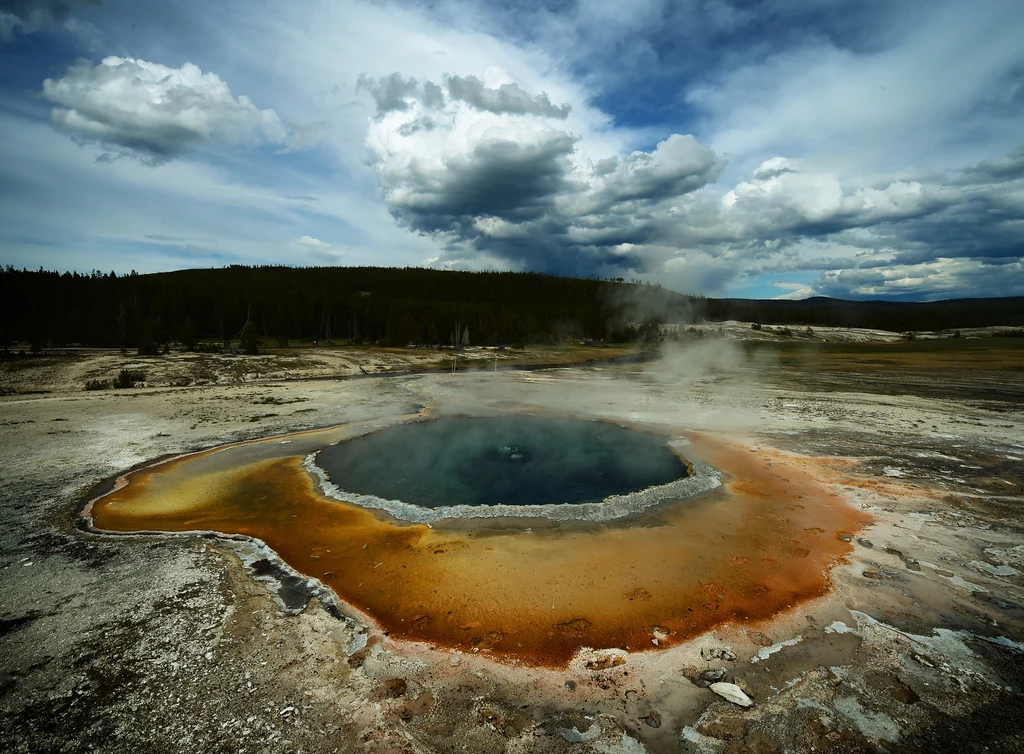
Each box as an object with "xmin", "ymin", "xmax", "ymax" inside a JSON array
[
  {"xmin": 701, "ymin": 646, "xmax": 736, "ymax": 662},
  {"xmin": 643, "ymin": 710, "xmax": 662, "ymax": 728},
  {"xmin": 702, "ymin": 668, "xmax": 726, "ymax": 682},
  {"xmin": 709, "ymin": 682, "xmax": 753, "ymax": 707},
  {"xmin": 585, "ymin": 653, "xmax": 626, "ymax": 671},
  {"xmin": 476, "ymin": 706, "xmax": 505, "ymax": 733},
  {"xmin": 858, "ymin": 538, "xmax": 874, "ymax": 549}
]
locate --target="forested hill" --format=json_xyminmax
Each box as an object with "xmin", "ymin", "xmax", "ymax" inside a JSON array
[
  {"xmin": 1, "ymin": 265, "xmax": 1021, "ymax": 349},
  {"xmin": 0, "ymin": 266, "xmax": 687, "ymax": 348}
]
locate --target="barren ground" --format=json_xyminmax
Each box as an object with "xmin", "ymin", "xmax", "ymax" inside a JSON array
[{"xmin": 1, "ymin": 331, "xmax": 1022, "ymax": 753}]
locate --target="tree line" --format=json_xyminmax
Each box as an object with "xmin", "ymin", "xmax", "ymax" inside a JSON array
[
  {"xmin": 0, "ymin": 265, "xmax": 686, "ymax": 350},
  {"xmin": 1, "ymin": 265, "xmax": 1020, "ymax": 351}
]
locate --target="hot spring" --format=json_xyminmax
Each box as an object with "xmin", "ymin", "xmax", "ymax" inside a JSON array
[
  {"xmin": 84, "ymin": 411, "xmax": 866, "ymax": 666},
  {"xmin": 314, "ymin": 415, "xmax": 689, "ymax": 512}
]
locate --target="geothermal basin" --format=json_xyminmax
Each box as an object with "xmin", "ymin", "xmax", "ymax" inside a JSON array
[{"xmin": 84, "ymin": 412, "xmax": 865, "ymax": 666}]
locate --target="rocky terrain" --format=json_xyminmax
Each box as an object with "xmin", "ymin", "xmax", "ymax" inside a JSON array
[{"xmin": 1, "ymin": 334, "xmax": 1022, "ymax": 753}]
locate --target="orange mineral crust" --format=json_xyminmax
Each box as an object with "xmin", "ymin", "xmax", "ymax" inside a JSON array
[{"xmin": 89, "ymin": 428, "xmax": 866, "ymax": 667}]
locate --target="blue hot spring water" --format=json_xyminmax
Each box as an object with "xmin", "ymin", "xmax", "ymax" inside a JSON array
[{"xmin": 315, "ymin": 415, "xmax": 687, "ymax": 509}]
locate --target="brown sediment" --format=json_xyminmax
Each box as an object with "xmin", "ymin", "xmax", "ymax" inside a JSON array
[{"xmin": 88, "ymin": 425, "xmax": 868, "ymax": 667}]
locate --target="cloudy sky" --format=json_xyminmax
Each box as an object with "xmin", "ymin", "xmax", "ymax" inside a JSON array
[{"xmin": 1, "ymin": 0, "xmax": 1022, "ymax": 299}]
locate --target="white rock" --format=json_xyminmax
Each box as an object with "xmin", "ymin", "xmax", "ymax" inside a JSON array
[
  {"xmin": 824, "ymin": 621, "xmax": 855, "ymax": 634},
  {"xmin": 709, "ymin": 682, "xmax": 753, "ymax": 707},
  {"xmin": 751, "ymin": 635, "xmax": 802, "ymax": 662}
]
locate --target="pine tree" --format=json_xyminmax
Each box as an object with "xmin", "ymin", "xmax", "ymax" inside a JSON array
[
  {"xmin": 239, "ymin": 322, "xmax": 260, "ymax": 355},
  {"xmin": 180, "ymin": 316, "xmax": 198, "ymax": 350}
]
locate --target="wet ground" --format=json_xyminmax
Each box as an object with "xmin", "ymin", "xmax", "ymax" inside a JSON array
[{"xmin": 1, "ymin": 335, "xmax": 1023, "ymax": 753}]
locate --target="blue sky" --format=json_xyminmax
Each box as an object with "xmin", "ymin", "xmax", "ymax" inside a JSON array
[{"xmin": 1, "ymin": 0, "xmax": 1022, "ymax": 300}]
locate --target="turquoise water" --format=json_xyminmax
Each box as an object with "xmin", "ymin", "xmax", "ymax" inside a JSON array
[{"xmin": 315, "ymin": 415, "xmax": 687, "ymax": 508}]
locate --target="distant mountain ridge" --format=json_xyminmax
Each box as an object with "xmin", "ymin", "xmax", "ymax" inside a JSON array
[{"xmin": 2, "ymin": 265, "xmax": 1021, "ymax": 348}]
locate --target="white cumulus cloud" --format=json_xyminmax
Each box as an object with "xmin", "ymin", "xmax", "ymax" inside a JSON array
[
  {"xmin": 292, "ymin": 235, "xmax": 347, "ymax": 262},
  {"xmin": 41, "ymin": 56, "xmax": 288, "ymax": 163}
]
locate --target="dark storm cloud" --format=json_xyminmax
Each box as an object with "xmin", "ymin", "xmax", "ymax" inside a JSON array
[
  {"xmin": 960, "ymin": 145, "xmax": 1024, "ymax": 184},
  {"xmin": 444, "ymin": 74, "xmax": 570, "ymax": 119},
  {"xmin": 867, "ymin": 193, "xmax": 1024, "ymax": 265},
  {"xmin": 386, "ymin": 132, "xmax": 580, "ymax": 233}
]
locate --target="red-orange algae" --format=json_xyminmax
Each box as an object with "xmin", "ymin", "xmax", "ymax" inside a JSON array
[{"xmin": 88, "ymin": 427, "xmax": 868, "ymax": 667}]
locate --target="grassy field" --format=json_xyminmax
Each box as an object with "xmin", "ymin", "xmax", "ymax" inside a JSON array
[
  {"xmin": 404, "ymin": 343, "xmax": 656, "ymax": 372},
  {"xmin": 732, "ymin": 337, "xmax": 1024, "ymax": 403},
  {"xmin": 742, "ymin": 336, "xmax": 1024, "ymax": 371}
]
